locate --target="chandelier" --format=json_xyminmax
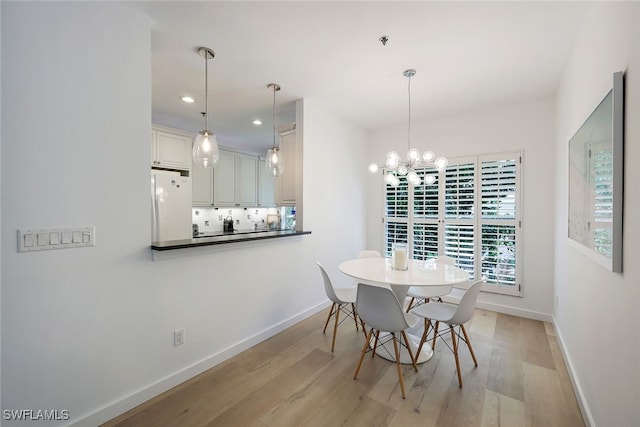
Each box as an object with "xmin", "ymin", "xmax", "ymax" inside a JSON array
[{"xmin": 368, "ymin": 69, "xmax": 447, "ymax": 186}]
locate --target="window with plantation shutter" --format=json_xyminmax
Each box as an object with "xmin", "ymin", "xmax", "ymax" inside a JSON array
[
  {"xmin": 382, "ymin": 151, "xmax": 522, "ymax": 296},
  {"xmin": 386, "ymin": 178, "xmax": 408, "ymax": 218},
  {"xmin": 479, "ymin": 155, "xmax": 520, "ymax": 292},
  {"xmin": 384, "ymin": 222, "xmax": 408, "ymax": 257},
  {"xmin": 444, "ymin": 224, "xmax": 476, "ymax": 278},
  {"xmin": 445, "ymin": 163, "xmax": 475, "ymax": 219},
  {"xmin": 443, "ymin": 160, "xmax": 476, "ymax": 279},
  {"xmin": 481, "ymin": 224, "xmax": 516, "ymax": 286},
  {"xmin": 414, "ymin": 168, "xmax": 439, "ymax": 219},
  {"xmin": 413, "ymin": 223, "xmax": 439, "ymax": 260},
  {"xmin": 412, "ymin": 168, "xmax": 439, "ymax": 260}
]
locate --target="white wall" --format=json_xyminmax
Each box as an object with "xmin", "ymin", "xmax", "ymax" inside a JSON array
[
  {"xmin": 365, "ymin": 99, "xmax": 557, "ymax": 319},
  {"xmin": 554, "ymin": 2, "xmax": 640, "ymax": 426},
  {"xmin": 301, "ymin": 99, "xmax": 369, "ymax": 287},
  {"xmin": 0, "ymin": 0, "xmax": 3, "ymax": 415},
  {"xmin": 1, "ymin": 3, "xmax": 367, "ymax": 426}
]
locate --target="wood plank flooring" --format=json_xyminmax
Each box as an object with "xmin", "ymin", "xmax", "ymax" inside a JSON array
[{"xmin": 102, "ymin": 309, "xmax": 584, "ymax": 427}]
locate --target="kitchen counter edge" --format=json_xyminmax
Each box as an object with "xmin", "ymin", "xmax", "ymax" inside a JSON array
[{"xmin": 151, "ymin": 230, "xmax": 311, "ymax": 251}]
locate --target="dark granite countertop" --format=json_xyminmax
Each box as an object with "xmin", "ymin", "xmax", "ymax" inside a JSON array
[{"xmin": 151, "ymin": 229, "xmax": 311, "ymax": 251}]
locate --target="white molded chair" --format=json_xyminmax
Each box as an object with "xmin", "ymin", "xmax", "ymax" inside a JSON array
[
  {"xmin": 353, "ymin": 283, "xmax": 419, "ymax": 399},
  {"xmin": 410, "ymin": 280, "xmax": 484, "ymax": 387},
  {"xmin": 358, "ymin": 250, "xmax": 382, "ymax": 259},
  {"xmin": 317, "ymin": 262, "xmax": 365, "ymax": 352},
  {"xmin": 405, "ymin": 255, "xmax": 456, "ymax": 312}
]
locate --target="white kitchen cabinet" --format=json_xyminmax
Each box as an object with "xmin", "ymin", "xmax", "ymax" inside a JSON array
[
  {"xmin": 151, "ymin": 126, "xmax": 192, "ymax": 171},
  {"xmin": 237, "ymin": 153, "xmax": 258, "ymax": 206},
  {"xmin": 192, "ymin": 163, "xmax": 214, "ymax": 206},
  {"xmin": 258, "ymin": 160, "xmax": 275, "ymax": 207},
  {"xmin": 213, "ymin": 150, "xmax": 237, "ymax": 206},
  {"xmin": 275, "ymin": 128, "xmax": 298, "ymax": 206},
  {"xmin": 213, "ymin": 150, "xmax": 258, "ymax": 207}
]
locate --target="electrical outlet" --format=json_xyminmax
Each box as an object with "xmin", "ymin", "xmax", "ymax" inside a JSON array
[{"xmin": 174, "ymin": 328, "xmax": 185, "ymax": 347}]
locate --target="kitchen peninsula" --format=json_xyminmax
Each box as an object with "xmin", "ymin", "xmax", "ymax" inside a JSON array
[
  {"xmin": 151, "ymin": 119, "xmax": 305, "ymax": 254},
  {"xmin": 151, "ymin": 228, "xmax": 311, "ymax": 251}
]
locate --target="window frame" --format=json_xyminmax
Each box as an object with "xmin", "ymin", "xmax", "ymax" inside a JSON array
[{"xmin": 382, "ymin": 150, "xmax": 523, "ymax": 297}]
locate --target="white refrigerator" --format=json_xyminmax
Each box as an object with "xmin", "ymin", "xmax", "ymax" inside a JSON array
[{"xmin": 151, "ymin": 170, "xmax": 192, "ymax": 241}]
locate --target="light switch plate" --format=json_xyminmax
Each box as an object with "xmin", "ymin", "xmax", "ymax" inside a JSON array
[{"xmin": 18, "ymin": 227, "xmax": 95, "ymax": 252}]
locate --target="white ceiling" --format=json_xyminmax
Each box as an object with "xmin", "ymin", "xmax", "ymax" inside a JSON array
[{"xmin": 129, "ymin": 1, "xmax": 589, "ymax": 155}]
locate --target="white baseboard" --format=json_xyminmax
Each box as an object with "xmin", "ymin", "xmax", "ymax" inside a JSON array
[
  {"xmin": 551, "ymin": 316, "xmax": 595, "ymax": 427},
  {"xmin": 72, "ymin": 301, "xmax": 329, "ymax": 427},
  {"xmin": 475, "ymin": 300, "xmax": 553, "ymax": 322},
  {"xmin": 443, "ymin": 293, "xmax": 553, "ymax": 323}
]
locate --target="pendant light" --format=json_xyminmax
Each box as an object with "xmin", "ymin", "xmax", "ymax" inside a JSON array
[
  {"xmin": 192, "ymin": 47, "xmax": 220, "ymax": 169},
  {"xmin": 369, "ymin": 69, "xmax": 447, "ymax": 186},
  {"xmin": 266, "ymin": 83, "xmax": 284, "ymax": 177}
]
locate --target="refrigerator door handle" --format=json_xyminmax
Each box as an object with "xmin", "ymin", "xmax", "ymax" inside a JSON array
[{"xmin": 152, "ymin": 177, "xmax": 160, "ymax": 241}]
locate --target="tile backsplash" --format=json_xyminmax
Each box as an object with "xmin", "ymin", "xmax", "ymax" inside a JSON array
[{"xmin": 192, "ymin": 206, "xmax": 295, "ymax": 233}]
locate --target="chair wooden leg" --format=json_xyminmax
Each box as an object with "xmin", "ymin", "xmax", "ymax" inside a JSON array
[
  {"xmin": 358, "ymin": 316, "xmax": 367, "ymax": 339},
  {"xmin": 450, "ymin": 325, "xmax": 463, "ymax": 387},
  {"xmin": 331, "ymin": 303, "xmax": 341, "ymax": 352},
  {"xmin": 406, "ymin": 297, "xmax": 416, "ymax": 313},
  {"xmin": 323, "ymin": 303, "xmax": 336, "ymax": 334},
  {"xmin": 392, "ymin": 333, "xmax": 406, "ymax": 399},
  {"xmin": 460, "ymin": 324, "xmax": 478, "ymax": 367},
  {"xmin": 401, "ymin": 331, "xmax": 418, "ymax": 372},
  {"xmin": 354, "ymin": 328, "xmax": 374, "ymax": 379},
  {"xmin": 431, "ymin": 321, "xmax": 440, "ymax": 350},
  {"xmin": 416, "ymin": 318, "xmax": 431, "ymax": 357},
  {"xmin": 372, "ymin": 330, "xmax": 380, "ymax": 358},
  {"xmin": 351, "ymin": 303, "xmax": 359, "ymax": 331}
]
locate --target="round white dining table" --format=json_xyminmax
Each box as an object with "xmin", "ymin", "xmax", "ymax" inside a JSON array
[{"xmin": 338, "ymin": 257, "xmax": 469, "ymax": 364}]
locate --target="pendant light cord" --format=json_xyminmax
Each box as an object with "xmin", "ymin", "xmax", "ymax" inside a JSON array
[
  {"xmin": 272, "ymin": 85, "xmax": 277, "ymax": 149},
  {"xmin": 204, "ymin": 54, "xmax": 209, "ymax": 131},
  {"xmin": 407, "ymin": 73, "xmax": 412, "ymax": 153}
]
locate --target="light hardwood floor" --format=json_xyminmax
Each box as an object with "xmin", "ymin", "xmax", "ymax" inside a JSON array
[{"xmin": 103, "ymin": 308, "xmax": 584, "ymax": 427}]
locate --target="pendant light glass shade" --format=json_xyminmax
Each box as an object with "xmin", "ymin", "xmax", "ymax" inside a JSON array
[
  {"xmin": 193, "ymin": 130, "xmax": 219, "ymax": 169},
  {"xmin": 266, "ymin": 147, "xmax": 284, "ymax": 176},
  {"xmin": 266, "ymin": 83, "xmax": 284, "ymax": 177},
  {"xmin": 192, "ymin": 47, "xmax": 219, "ymax": 169}
]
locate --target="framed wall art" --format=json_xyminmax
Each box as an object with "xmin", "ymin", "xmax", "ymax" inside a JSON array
[{"xmin": 568, "ymin": 71, "xmax": 624, "ymax": 273}]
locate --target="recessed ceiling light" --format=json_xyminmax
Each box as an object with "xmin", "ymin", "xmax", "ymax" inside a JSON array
[
  {"xmin": 253, "ymin": 120, "xmax": 262, "ymax": 125},
  {"xmin": 181, "ymin": 96, "xmax": 195, "ymax": 103}
]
